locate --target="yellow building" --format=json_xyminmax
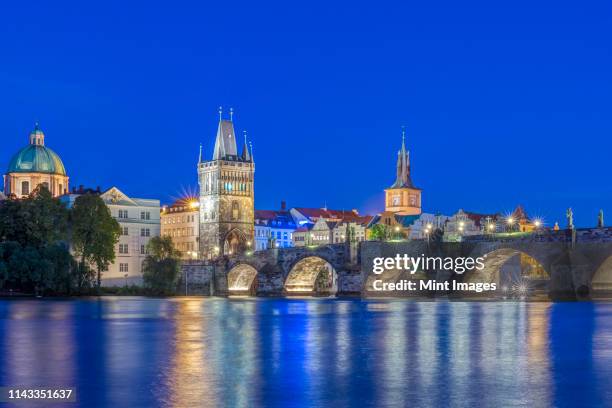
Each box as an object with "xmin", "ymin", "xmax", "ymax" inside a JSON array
[
  {"xmin": 4, "ymin": 123, "xmax": 69, "ymax": 198},
  {"xmin": 161, "ymin": 198, "xmax": 200, "ymax": 260}
]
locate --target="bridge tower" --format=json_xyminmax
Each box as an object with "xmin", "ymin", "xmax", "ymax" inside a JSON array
[{"xmin": 198, "ymin": 108, "xmax": 255, "ymax": 259}]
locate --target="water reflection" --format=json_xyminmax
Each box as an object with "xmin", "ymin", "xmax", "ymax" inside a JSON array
[{"xmin": 0, "ymin": 299, "xmax": 611, "ymax": 407}]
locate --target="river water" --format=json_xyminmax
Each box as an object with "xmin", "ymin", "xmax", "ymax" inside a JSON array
[{"xmin": 0, "ymin": 298, "xmax": 611, "ymax": 407}]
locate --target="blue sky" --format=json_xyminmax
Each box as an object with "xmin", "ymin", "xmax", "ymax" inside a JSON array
[{"xmin": 1, "ymin": 0, "xmax": 611, "ymax": 226}]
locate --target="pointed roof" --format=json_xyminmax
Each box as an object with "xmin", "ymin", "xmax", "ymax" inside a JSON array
[
  {"xmin": 212, "ymin": 120, "xmax": 238, "ymax": 160},
  {"xmin": 389, "ymin": 127, "xmax": 415, "ymax": 189}
]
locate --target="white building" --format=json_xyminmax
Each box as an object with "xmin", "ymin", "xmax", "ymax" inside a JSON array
[
  {"xmin": 409, "ymin": 213, "xmax": 451, "ymax": 239},
  {"xmin": 444, "ymin": 209, "xmax": 500, "ymax": 242},
  {"xmin": 62, "ymin": 186, "xmax": 160, "ymax": 286}
]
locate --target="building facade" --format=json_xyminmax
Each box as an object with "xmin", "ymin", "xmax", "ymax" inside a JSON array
[
  {"xmin": 61, "ymin": 186, "xmax": 160, "ymax": 285},
  {"xmin": 198, "ymin": 109, "xmax": 255, "ymax": 259},
  {"xmin": 254, "ymin": 202, "xmax": 296, "ymax": 250},
  {"xmin": 444, "ymin": 209, "xmax": 500, "ymax": 242},
  {"xmin": 4, "ymin": 123, "xmax": 69, "ymax": 198},
  {"xmin": 161, "ymin": 198, "xmax": 200, "ymax": 259},
  {"xmin": 100, "ymin": 187, "xmax": 160, "ymax": 285},
  {"xmin": 408, "ymin": 213, "xmax": 451, "ymax": 239}
]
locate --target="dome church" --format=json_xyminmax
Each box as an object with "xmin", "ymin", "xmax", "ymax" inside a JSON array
[{"xmin": 3, "ymin": 123, "xmax": 69, "ymax": 198}]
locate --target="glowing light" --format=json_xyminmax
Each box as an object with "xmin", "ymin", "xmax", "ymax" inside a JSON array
[
  {"xmin": 426, "ymin": 223, "xmax": 433, "ymax": 229},
  {"xmin": 247, "ymin": 240, "xmax": 252, "ymax": 247},
  {"xmin": 507, "ymin": 217, "xmax": 514, "ymax": 225},
  {"xmin": 459, "ymin": 221, "xmax": 465, "ymax": 227},
  {"xmin": 534, "ymin": 219, "xmax": 542, "ymax": 228},
  {"xmin": 488, "ymin": 224, "xmax": 495, "ymax": 231},
  {"xmin": 189, "ymin": 201, "xmax": 200, "ymax": 209}
]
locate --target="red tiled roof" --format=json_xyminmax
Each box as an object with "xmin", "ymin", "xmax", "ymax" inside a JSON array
[{"xmin": 464, "ymin": 211, "xmax": 500, "ymax": 227}]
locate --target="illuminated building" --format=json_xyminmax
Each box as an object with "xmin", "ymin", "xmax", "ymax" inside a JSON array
[
  {"xmin": 62, "ymin": 186, "xmax": 160, "ymax": 285},
  {"xmin": 292, "ymin": 213, "xmax": 372, "ymax": 246},
  {"xmin": 161, "ymin": 198, "xmax": 200, "ymax": 259},
  {"xmin": 198, "ymin": 108, "xmax": 255, "ymax": 258},
  {"xmin": 254, "ymin": 202, "xmax": 296, "ymax": 250},
  {"xmin": 4, "ymin": 123, "xmax": 69, "ymax": 198},
  {"xmin": 444, "ymin": 209, "xmax": 501, "ymax": 241},
  {"xmin": 384, "ymin": 128, "xmax": 422, "ymax": 215}
]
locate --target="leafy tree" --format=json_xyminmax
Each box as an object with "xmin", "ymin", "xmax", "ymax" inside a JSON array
[
  {"xmin": 369, "ymin": 224, "xmax": 388, "ymax": 241},
  {"xmin": 0, "ymin": 186, "xmax": 68, "ymax": 247},
  {"xmin": 142, "ymin": 236, "xmax": 181, "ymax": 295},
  {"xmin": 71, "ymin": 194, "xmax": 121, "ymax": 288}
]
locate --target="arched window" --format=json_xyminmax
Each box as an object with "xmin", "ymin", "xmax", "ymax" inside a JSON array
[{"xmin": 21, "ymin": 181, "xmax": 30, "ymax": 196}]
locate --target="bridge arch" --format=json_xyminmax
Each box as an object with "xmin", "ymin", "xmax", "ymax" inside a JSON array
[
  {"xmin": 464, "ymin": 248, "xmax": 549, "ymax": 296},
  {"xmin": 284, "ymin": 256, "xmax": 338, "ymax": 296},
  {"xmin": 227, "ymin": 263, "xmax": 258, "ymax": 295},
  {"xmin": 592, "ymin": 254, "xmax": 612, "ymax": 296}
]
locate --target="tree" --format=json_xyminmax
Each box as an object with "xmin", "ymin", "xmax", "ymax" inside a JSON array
[
  {"xmin": 0, "ymin": 186, "xmax": 68, "ymax": 247},
  {"xmin": 71, "ymin": 194, "xmax": 120, "ymax": 288},
  {"xmin": 142, "ymin": 236, "xmax": 181, "ymax": 295},
  {"xmin": 369, "ymin": 224, "xmax": 388, "ymax": 241}
]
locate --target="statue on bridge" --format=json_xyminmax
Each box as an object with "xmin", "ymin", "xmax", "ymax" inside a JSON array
[
  {"xmin": 566, "ymin": 208, "xmax": 574, "ymax": 230},
  {"xmin": 598, "ymin": 209, "xmax": 605, "ymax": 228}
]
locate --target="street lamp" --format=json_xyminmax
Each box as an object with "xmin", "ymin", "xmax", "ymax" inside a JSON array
[
  {"xmin": 394, "ymin": 226, "xmax": 400, "ymax": 240},
  {"xmin": 507, "ymin": 216, "xmax": 514, "ymax": 233}
]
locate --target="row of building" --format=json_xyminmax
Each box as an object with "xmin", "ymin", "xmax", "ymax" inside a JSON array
[{"xmin": 1, "ymin": 114, "xmax": 542, "ymax": 285}]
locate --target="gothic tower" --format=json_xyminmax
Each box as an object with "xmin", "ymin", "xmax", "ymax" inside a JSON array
[
  {"xmin": 198, "ymin": 108, "xmax": 255, "ymax": 259},
  {"xmin": 384, "ymin": 128, "xmax": 422, "ymax": 215}
]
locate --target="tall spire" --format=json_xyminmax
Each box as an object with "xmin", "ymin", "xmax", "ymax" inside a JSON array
[
  {"xmin": 241, "ymin": 130, "xmax": 251, "ymax": 161},
  {"xmin": 390, "ymin": 127, "xmax": 413, "ymax": 188},
  {"xmin": 198, "ymin": 143, "xmax": 203, "ymax": 164},
  {"xmin": 218, "ymin": 106, "xmax": 223, "ymax": 121},
  {"xmin": 229, "ymin": 107, "xmax": 234, "ymax": 121}
]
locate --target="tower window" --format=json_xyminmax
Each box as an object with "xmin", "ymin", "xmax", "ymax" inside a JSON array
[{"xmin": 21, "ymin": 181, "xmax": 30, "ymax": 196}]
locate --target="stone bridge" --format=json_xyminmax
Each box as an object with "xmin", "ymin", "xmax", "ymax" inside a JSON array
[{"xmin": 182, "ymin": 227, "xmax": 612, "ymax": 299}]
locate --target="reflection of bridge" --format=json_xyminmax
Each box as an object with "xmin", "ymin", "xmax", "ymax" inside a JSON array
[{"xmin": 181, "ymin": 228, "xmax": 612, "ymax": 299}]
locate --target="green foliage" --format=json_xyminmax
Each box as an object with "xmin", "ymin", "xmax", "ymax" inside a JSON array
[
  {"xmin": 71, "ymin": 194, "xmax": 121, "ymax": 288},
  {"xmin": 0, "ymin": 186, "xmax": 68, "ymax": 247},
  {"xmin": 142, "ymin": 236, "xmax": 181, "ymax": 295},
  {"xmin": 369, "ymin": 224, "xmax": 388, "ymax": 241}
]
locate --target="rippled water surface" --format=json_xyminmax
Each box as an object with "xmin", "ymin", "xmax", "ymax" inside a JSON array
[{"xmin": 0, "ymin": 298, "xmax": 611, "ymax": 407}]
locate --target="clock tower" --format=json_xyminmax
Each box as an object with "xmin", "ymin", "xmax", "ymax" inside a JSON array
[{"xmin": 384, "ymin": 129, "xmax": 422, "ymax": 215}]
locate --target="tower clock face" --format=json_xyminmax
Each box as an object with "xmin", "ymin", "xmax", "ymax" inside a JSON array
[
  {"xmin": 392, "ymin": 195, "xmax": 400, "ymax": 206},
  {"xmin": 409, "ymin": 195, "xmax": 416, "ymax": 206}
]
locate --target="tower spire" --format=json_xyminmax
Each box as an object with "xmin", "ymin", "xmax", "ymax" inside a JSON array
[
  {"xmin": 198, "ymin": 143, "xmax": 203, "ymax": 164},
  {"xmin": 241, "ymin": 130, "xmax": 251, "ymax": 161},
  {"xmin": 218, "ymin": 106, "xmax": 223, "ymax": 121},
  {"xmin": 229, "ymin": 107, "xmax": 234, "ymax": 121}
]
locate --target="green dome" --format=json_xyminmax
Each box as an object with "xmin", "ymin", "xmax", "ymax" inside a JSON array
[{"xmin": 8, "ymin": 144, "xmax": 67, "ymax": 176}]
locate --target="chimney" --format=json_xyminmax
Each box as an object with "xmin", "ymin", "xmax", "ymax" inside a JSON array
[{"xmin": 281, "ymin": 201, "xmax": 287, "ymax": 211}]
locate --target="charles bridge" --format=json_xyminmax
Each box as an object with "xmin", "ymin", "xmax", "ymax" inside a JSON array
[{"xmin": 181, "ymin": 227, "xmax": 612, "ymax": 300}]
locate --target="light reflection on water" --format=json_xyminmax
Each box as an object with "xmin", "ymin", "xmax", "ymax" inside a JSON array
[{"xmin": 0, "ymin": 298, "xmax": 611, "ymax": 407}]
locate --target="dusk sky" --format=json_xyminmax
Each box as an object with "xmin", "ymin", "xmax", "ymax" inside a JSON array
[{"xmin": 1, "ymin": 1, "xmax": 611, "ymax": 227}]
